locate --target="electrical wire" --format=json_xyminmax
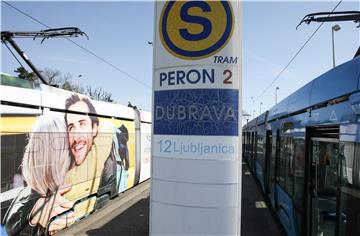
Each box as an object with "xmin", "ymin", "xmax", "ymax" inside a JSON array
[
  {"xmin": 4, "ymin": 0, "xmax": 344, "ymax": 107},
  {"xmin": 2, "ymin": 1, "xmax": 151, "ymax": 89},
  {"xmin": 3, "ymin": 41, "xmax": 26, "ymax": 69},
  {"xmin": 251, "ymin": 0, "xmax": 343, "ymax": 112},
  {"xmin": 67, "ymin": 38, "xmax": 151, "ymax": 89}
]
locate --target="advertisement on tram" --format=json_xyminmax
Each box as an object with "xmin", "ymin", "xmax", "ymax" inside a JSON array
[{"xmin": 1, "ymin": 77, "xmax": 138, "ymax": 235}]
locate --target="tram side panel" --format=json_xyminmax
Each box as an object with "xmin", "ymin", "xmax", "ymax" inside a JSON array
[
  {"xmin": 0, "ymin": 106, "xmax": 41, "ymax": 221},
  {"xmin": 139, "ymin": 121, "xmax": 151, "ymax": 183},
  {"xmin": 0, "ymin": 83, "xmax": 148, "ymax": 235},
  {"xmin": 105, "ymin": 118, "xmax": 136, "ymax": 191},
  {"xmin": 0, "ymin": 79, "xmax": 43, "ymax": 224},
  {"xmin": 1, "ymin": 110, "xmax": 136, "ymax": 234}
]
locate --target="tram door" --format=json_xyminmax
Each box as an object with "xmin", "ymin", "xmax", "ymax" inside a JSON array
[
  {"xmin": 310, "ymin": 136, "xmax": 340, "ymax": 236},
  {"xmin": 250, "ymin": 132, "xmax": 255, "ymax": 172},
  {"xmin": 264, "ymin": 130, "xmax": 272, "ymax": 195}
]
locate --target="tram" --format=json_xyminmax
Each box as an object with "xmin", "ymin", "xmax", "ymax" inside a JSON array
[
  {"xmin": 243, "ymin": 56, "xmax": 360, "ymax": 236},
  {"xmin": 0, "ymin": 73, "xmax": 151, "ymax": 235}
]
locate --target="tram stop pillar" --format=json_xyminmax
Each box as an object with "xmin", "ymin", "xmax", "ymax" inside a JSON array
[{"xmin": 150, "ymin": 1, "xmax": 242, "ymax": 235}]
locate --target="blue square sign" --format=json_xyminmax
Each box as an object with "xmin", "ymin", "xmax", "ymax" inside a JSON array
[{"xmin": 154, "ymin": 89, "xmax": 239, "ymax": 136}]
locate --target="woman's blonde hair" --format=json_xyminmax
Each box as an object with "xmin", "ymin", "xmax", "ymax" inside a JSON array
[{"xmin": 22, "ymin": 114, "xmax": 71, "ymax": 196}]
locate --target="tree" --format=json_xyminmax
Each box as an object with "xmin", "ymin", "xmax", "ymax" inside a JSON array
[
  {"xmin": 39, "ymin": 68, "xmax": 82, "ymax": 93},
  {"xmin": 86, "ymin": 86, "xmax": 113, "ymax": 102},
  {"xmin": 13, "ymin": 66, "xmax": 113, "ymax": 102},
  {"xmin": 14, "ymin": 67, "xmax": 38, "ymax": 81},
  {"xmin": 62, "ymin": 80, "xmax": 73, "ymax": 91},
  {"xmin": 42, "ymin": 67, "xmax": 61, "ymax": 85}
]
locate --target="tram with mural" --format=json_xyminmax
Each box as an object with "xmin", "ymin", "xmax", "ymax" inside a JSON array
[
  {"xmin": 1, "ymin": 27, "xmax": 151, "ymax": 235},
  {"xmin": 243, "ymin": 55, "xmax": 360, "ymax": 236},
  {"xmin": 0, "ymin": 73, "xmax": 151, "ymax": 235}
]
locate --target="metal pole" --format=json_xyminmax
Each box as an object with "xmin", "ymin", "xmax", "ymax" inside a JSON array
[
  {"xmin": 332, "ymin": 28, "xmax": 335, "ymax": 68},
  {"xmin": 6, "ymin": 36, "xmax": 48, "ymax": 85},
  {"xmin": 331, "ymin": 24, "xmax": 341, "ymax": 68}
]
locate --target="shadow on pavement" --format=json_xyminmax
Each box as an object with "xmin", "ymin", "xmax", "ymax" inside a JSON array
[
  {"xmin": 84, "ymin": 164, "xmax": 285, "ymax": 236},
  {"xmin": 241, "ymin": 163, "xmax": 286, "ymax": 236},
  {"xmin": 86, "ymin": 197, "xmax": 150, "ymax": 236}
]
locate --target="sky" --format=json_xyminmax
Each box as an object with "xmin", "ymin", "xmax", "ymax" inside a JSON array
[
  {"xmin": 1, "ymin": 0, "xmax": 360, "ymax": 121},
  {"xmin": 1, "ymin": 1, "xmax": 154, "ymax": 111},
  {"xmin": 243, "ymin": 0, "xmax": 359, "ymax": 120}
]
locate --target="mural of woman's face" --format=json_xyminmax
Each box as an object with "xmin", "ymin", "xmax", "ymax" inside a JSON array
[{"xmin": 66, "ymin": 101, "xmax": 97, "ymax": 165}]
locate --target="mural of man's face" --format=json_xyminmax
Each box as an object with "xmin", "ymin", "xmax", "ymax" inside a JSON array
[{"xmin": 66, "ymin": 101, "xmax": 97, "ymax": 165}]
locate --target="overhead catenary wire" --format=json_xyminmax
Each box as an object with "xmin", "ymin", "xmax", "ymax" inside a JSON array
[
  {"xmin": 2, "ymin": 1, "xmax": 151, "ymax": 89},
  {"xmin": 3, "ymin": 41, "xmax": 27, "ymax": 69},
  {"xmin": 251, "ymin": 0, "xmax": 343, "ymax": 112}
]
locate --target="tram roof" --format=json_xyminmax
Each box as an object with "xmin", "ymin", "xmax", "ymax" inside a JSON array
[
  {"xmin": 1, "ymin": 73, "xmax": 138, "ymax": 120},
  {"xmin": 268, "ymin": 57, "xmax": 360, "ymax": 121}
]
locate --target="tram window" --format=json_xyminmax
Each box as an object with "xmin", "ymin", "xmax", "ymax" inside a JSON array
[
  {"xmin": 1, "ymin": 134, "xmax": 26, "ymax": 193},
  {"xmin": 252, "ymin": 132, "xmax": 255, "ymax": 154},
  {"xmin": 279, "ymin": 137, "xmax": 294, "ymax": 196},
  {"xmin": 293, "ymin": 139, "xmax": 305, "ymax": 211},
  {"xmin": 249, "ymin": 133, "xmax": 252, "ymax": 154},
  {"xmin": 285, "ymin": 138, "xmax": 294, "ymax": 197},
  {"xmin": 354, "ymin": 144, "xmax": 360, "ymax": 187},
  {"xmin": 246, "ymin": 133, "xmax": 249, "ymax": 153},
  {"xmin": 257, "ymin": 135, "xmax": 265, "ymax": 168},
  {"xmin": 245, "ymin": 133, "xmax": 249, "ymax": 157},
  {"xmin": 245, "ymin": 133, "xmax": 247, "ymax": 154},
  {"xmin": 278, "ymin": 137, "xmax": 286, "ymax": 188},
  {"xmin": 339, "ymin": 142, "xmax": 360, "ymax": 236},
  {"xmin": 341, "ymin": 143, "xmax": 354, "ymax": 185}
]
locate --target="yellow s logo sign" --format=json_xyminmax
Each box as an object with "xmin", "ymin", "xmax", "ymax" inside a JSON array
[{"xmin": 160, "ymin": 1, "xmax": 234, "ymax": 60}]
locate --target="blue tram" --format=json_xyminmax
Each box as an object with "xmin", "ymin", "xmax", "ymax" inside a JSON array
[{"xmin": 243, "ymin": 57, "xmax": 360, "ymax": 236}]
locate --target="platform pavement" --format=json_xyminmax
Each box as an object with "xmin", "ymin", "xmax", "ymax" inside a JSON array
[
  {"xmin": 241, "ymin": 162, "xmax": 285, "ymax": 236},
  {"xmin": 58, "ymin": 181, "xmax": 150, "ymax": 236},
  {"xmin": 59, "ymin": 163, "xmax": 284, "ymax": 236}
]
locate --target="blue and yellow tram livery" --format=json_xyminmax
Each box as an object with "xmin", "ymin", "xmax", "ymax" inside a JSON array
[
  {"xmin": 243, "ymin": 57, "xmax": 360, "ymax": 236},
  {"xmin": 0, "ymin": 73, "xmax": 151, "ymax": 235}
]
